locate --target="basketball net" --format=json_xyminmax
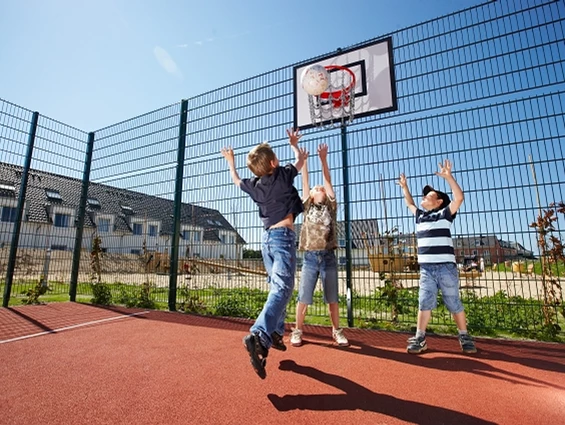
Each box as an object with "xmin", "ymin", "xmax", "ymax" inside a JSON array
[{"xmin": 307, "ymin": 65, "xmax": 356, "ymax": 128}]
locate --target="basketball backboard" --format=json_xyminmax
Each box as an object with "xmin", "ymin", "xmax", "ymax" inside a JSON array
[{"xmin": 293, "ymin": 37, "xmax": 397, "ymax": 130}]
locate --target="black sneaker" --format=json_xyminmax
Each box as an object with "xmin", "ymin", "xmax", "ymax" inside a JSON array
[
  {"xmin": 459, "ymin": 333, "xmax": 477, "ymax": 354},
  {"xmin": 271, "ymin": 332, "xmax": 287, "ymax": 352},
  {"xmin": 407, "ymin": 335, "xmax": 427, "ymax": 354},
  {"xmin": 243, "ymin": 333, "xmax": 269, "ymax": 379}
]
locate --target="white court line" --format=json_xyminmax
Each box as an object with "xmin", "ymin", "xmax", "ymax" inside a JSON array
[{"xmin": 0, "ymin": 310, "xmax": 149, "ymax": 344}]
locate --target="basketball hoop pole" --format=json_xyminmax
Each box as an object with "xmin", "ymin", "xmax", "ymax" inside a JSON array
[
  {"xmin": 340, "ymin": 123, "xmax": 354, "ymax": 327},
  {"xmin": 305, "ymin": 63, "xmax": 356, "ymax": 326}
]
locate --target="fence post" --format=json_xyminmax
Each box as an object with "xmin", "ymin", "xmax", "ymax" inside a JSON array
[
  {"xmin": 168, "ymin": 100, "xmax": 189, "ymax": 311},
  {"xmin": 2, "ymin": 111, "xmax": 39, "ymax": 307},
  {"xmin": 340, "ymin": 125, "xmax": 354, "ymax": 327},
  {"xmin": 69, "ymin": 132, "xmax": 95, "ymax": 301}
]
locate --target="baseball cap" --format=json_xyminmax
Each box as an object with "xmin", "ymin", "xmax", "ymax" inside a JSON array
[{"xmin": 423, "ymin": 185, "xmax": 451, "ymax": 210}]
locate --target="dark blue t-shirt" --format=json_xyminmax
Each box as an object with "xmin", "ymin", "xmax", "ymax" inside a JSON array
[{"xmin": 240, "ymin": 164, "xmax": 304, "ymax": 229}]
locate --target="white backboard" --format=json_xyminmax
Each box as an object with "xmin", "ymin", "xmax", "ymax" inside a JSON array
[{"xmin": 293, "ymin": 37, "xmax": 397, "ymax": 130}]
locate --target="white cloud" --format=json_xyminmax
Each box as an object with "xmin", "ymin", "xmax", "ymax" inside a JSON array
[{"xmin": 153, "ymin": 46, "xmax": 182, "ymax": 78}]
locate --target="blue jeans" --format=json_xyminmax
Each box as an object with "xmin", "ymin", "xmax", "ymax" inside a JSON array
[
  {"xmin": 298, "ymin": 250, "xmax": 338, "ymax": 305},
  {"xmin": 419, "ymin": 263, "xmax": 464, "ymax": 313},
  {"xmin": 250, "ymin": 227, "xmax": 296, "ymax": 349}
]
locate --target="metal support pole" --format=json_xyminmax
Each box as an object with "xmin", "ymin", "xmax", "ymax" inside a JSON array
[
  {"xmin": 340, "ymin": 125, "xmax": 354, "ymax": 327},
  {"xmin": 168, "ymin": 100, "xmax": 189, "ymax": 311},
  {"xmin": 3, "ymin": 112, "xmax": 39, "ymax": 307},
  {"xmin": 69, "ymin": 132, "xmax": 95, "ymax": 301}
]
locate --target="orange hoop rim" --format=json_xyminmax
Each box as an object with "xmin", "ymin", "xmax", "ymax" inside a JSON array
[{"xmin": 319, "ymin": 65, "xmax": 356, "ymax": 100}]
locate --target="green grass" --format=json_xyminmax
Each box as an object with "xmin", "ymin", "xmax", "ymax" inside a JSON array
[{"xmin": 1, "ymin": 279, "xmax": 563, "ymax": 343}]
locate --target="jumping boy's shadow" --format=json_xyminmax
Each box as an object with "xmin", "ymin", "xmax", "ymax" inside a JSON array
[{"xmin": 268, "ymin": 360, "xmax": 493, "ymax": 425}]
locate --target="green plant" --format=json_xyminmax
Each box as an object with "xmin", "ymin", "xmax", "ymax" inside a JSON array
[
  {"xmin": 22, "ymin": 276, "xmax": 51, "ymax": 305},
  {"xmin": 374, "ymin": 272, "xmax": 406, "ymax": 322},
  {"xmin": 91, "ymin": 282, "xmax": 112, "ymax": 305},
  {"xmin": 114, "ymin": 282, "xmax": 155, "ymax": 309},
  {"xmin": 177, "ymin": 286, "xmax": 208, "ymax": 314},
  {"xmin": 137, "ymin": 281, "xmax": 156, "ymax": 309},
  {"xmin": 529, "ymin": 201, "xmax": 565, "ymax": 337},
  {"xmin": 214, "ymin": 297, "xmax": 253, "ymax": 318},
  {"xmin": 90, "ymin": 233, "xmax": 102, "ymax": 284}
]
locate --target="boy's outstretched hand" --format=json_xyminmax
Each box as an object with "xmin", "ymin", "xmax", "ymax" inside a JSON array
[
  {"xmin": 397, "ymin": 173, "xmax": 408, "ymax": 189},
  {"xmin": 220, "ymin": 146, "xmax": 235, "ymax": 164},
  {"xmin": 287, "ymin": 128, "xmax": 302, "ymax": 147},
  {"xmin": 317, "ymin": 143, "xmax": 328, "ymax": 162},
  {"xmin": 435, "ymin": 159, "xmax": 453, "ymax": 179}
]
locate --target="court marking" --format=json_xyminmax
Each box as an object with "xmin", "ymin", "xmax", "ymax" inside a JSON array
[{"xmin": 0, "ymin": 310, "xmax": 149, "ymax": 344}]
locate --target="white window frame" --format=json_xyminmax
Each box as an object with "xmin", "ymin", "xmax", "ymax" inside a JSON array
[
  {"xmin": 96, "ymin": 214, "xmax": 114, "ymax": 233},
  {"xmin": 147, "ymin": 221, "xmax": 160, "ymax": 237},
  {"xmin": 51, "ymin": 206, "xmax": 74, "ymax": 228},
  {"xmin": 132, "ymin": 222, "xmax": 143, "ymax": 236}
]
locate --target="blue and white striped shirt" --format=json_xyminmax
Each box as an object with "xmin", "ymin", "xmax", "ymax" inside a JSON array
[{"xmin": 416, "ymin": 207, "xmax": 455, "ymax": 264}]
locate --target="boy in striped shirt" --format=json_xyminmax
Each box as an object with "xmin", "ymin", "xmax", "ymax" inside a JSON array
[{"xmin": 397, "ymin": 160, "xmax": 477, "ymax": 354}]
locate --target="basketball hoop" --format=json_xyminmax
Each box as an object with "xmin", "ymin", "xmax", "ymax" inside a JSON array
[{"xmin": 307, "ymin": 65, "xmax": 356, "ymax": 128}]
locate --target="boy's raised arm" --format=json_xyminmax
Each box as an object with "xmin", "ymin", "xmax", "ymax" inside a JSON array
[
  {"xmin": 397, "ymin": 173, "xmax": 418, "ymax": 215},
  {"xmin": 436, "ymin": 159, "xmax": 464, "ymax": 214},
  {"xmin": 287, "ymin": 128, "xmax": 305, "ymax": 172},
  {"xmin": 302, "ymin": 155, "xmax": 310, "ymax": 201},
  {"xmin": 220, "ymin": 147, "xmax": 241, "ymax": 187},
  {"xmin": 317, "ymin": 143, "xmax": 335, "ymax": 200}
]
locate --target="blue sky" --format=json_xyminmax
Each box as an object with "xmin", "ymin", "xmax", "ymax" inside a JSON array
[
  {"xmin": 1, "ymin": 0, "xmax": 486, "ymax": 131},
  {"xmin": 1, "ymin": 0, "xmax": 563, "ymax": 257}
]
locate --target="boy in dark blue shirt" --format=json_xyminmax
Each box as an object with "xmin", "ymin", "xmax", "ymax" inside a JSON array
[{"xmin": 221, "ymin": 128, "xmax": 307, "ymax": 378}]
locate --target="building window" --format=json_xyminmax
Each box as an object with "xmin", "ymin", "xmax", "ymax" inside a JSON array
[
  {"xmin": 46, "ymin": 189, "xmax": 62, "ymax": 201},
  {"xmin": 54, "ymin": 213, "xmax": 70, "ymax": 228},
  {"xmin": 87, "ymin": 198, "xmax": 101, "ymax": 208},
  {"xmin": 148, "ymin": 225, "xmax": 158, "ymax": 237},
  {"xmin": 51, "ymin": 244, "xmax": 67, "ymax": 251},
  {"xmin": 182, "ymin": 230, "xmax": 190, "ymax": 240},
  {"xmin": 98, "ymin": 218, "xmax": 110, "ymax": 233},
  {"xmin": 456, "ymin": 240, "xmax": 463, "ymax": 247},
  {"xmin": 484, "ymin": 250, "xmax": 490, "ymax": 256},
  {"xmin": 131, "ymin": 249, "xmax": 142, "ymax": 255},
  {"xmin": 460, "ymin": 250, "xmax": 464, "ymax": 255},
  {"xmin": 338, "ymin": 239, "xmax": 346, "ymax": 248},
  {"xmin": 133, "ymin": 223, "xmax": 143, "ymax": 235},
  {"xmin": 193, "ymin": 231, "xmax": 200, "ymax": 242},
  {"xmin": 230, "ymin": 235, "xmax": 235, "ymax": 244},
  {"xmin": 0, "ymin": 183, "xmax": 15, "ymax": 192},
  {"xmin": 1, "ymin": 206, "xmax": 17, "ymax": 223}
]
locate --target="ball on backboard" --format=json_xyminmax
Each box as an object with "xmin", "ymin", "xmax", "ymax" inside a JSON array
[{"xmin": 300, "ymin": 64, "xmax": 330, "ymax": 96}]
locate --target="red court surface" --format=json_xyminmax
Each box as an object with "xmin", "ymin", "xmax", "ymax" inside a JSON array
[{"xmin": 1, "ymin": 302, "xmax": 564, "ymax": 425}]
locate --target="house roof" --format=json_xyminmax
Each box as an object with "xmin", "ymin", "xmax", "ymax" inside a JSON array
[{"xmin": 0, "ymin": 162, "xmax": 245, "ymax": 244}]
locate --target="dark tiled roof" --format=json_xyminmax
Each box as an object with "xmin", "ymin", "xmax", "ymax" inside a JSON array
[{"xmin": 0, "ymin": 162, "xmax": 245, "ymax": 244}]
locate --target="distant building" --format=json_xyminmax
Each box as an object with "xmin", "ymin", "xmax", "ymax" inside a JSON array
[
  {"xmin": 453, "ymin": 235, "xmax": 534, "ymax": 265},
  {"xmin": 0, "ymin": 162, "xmax": 245, "ymax": 259}
]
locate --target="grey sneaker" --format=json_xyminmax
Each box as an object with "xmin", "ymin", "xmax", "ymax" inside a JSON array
[
  {"xmin": 332, "ymin": 328, "xmax": 350, "ymax": 346},
  {"xmin": 407, "ymin": 335, "xmax": 427, "ymax": 354},
  {"xmin": 290, "ymin": 328, "xmax": 303, "ymax": 347},
  {"xmin": 459, "ymin": 333, "xmax": 477, "ymax": 354}
]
